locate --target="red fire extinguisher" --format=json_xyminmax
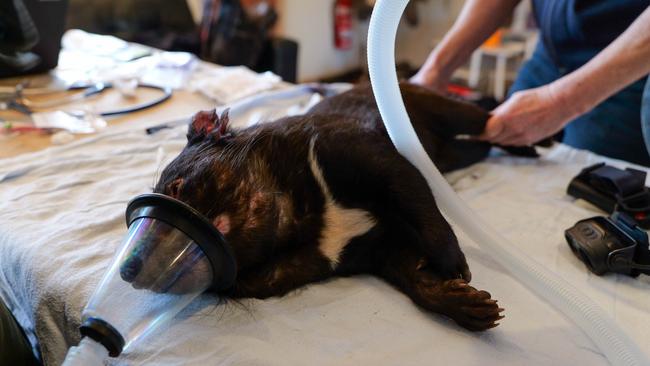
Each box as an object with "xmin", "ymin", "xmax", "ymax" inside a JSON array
[{"xmin": 334, "ymin": 0, "xmax": 353, "ymax": 50}]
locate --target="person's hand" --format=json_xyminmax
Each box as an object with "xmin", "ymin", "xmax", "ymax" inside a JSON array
[
  {"xmin": 479, "ymin": 84, "xmax": 581, "ymax": 146},
  {"xmin": 409, "ymin": 67, "xmax": 450, "ymax": 94}
]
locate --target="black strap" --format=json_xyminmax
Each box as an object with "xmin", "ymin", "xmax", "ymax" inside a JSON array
[
  {"xmin": 569, "ymin": 163, "xmax": 650, "ymax": 229},
  {"xmin": 588, "ymin": 165, "xmax": 647, "ymax": 198},
  {"xmin": 612, "ymin": 212, "xmax": 650, "ymax": 276}
]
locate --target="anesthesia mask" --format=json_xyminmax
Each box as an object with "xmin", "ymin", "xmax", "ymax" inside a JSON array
[{"xmin": 62, "ymin": 194, "xmax": 237, "ymax": 365}]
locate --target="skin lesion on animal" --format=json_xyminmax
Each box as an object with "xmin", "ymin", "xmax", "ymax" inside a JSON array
[{"xmin": 127, "ymin": 82, "xmax": 539, "ymax": 331}]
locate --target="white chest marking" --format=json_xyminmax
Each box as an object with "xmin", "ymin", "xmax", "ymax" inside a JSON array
[{"xmin": 308, "ymin": 138, "xmax": 376, "ymax": 267}]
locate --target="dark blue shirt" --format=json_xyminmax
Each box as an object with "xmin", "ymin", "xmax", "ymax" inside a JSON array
[{"xmin": 532, "ymin": 0, "xmax": 649, "ymax": 71}]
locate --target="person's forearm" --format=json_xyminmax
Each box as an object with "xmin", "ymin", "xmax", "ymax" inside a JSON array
[
  {"xmin": 420, "ymin": 0, "xmax": 521, "ymax": 78},
  {"xmin": 549, "ymin": 6, "xmax": 650, "ymax": 117}
]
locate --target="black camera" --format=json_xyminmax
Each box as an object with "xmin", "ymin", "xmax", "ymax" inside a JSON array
[{"xmin": 565, "ymin": 212, "xmax": 650, "ymax": 277}]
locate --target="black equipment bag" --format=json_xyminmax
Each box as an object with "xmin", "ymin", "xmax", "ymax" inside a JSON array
[
  {"xmin": 0, "ymin": 0, "xmax": 68, "ymax": 77},
  {"xmin": 200, "ymin": 0, "xmax": 277, "ymax": 68}
]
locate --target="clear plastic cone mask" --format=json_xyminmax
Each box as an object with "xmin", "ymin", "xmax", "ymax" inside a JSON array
[
  {"xmin": 119, "ymin": 218, "xmax": 213, "ymax": 294},
  {"xmin": 77, "ymin": 194, "xmax": 236, "ymax": 357}
]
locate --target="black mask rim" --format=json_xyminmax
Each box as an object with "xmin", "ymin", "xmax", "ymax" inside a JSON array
[{"xmin": 125, "ymin": 193, "xmax": 237, "ymax": 292}]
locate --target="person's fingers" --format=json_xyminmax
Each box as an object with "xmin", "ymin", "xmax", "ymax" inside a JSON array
[
  {"xmin": 409, "ymin": 71, "xmax": 436, "ymax": 89},
  {"xmin": 409, "ymin": 73, "xmax": 424, "ymax": 85},
  {"xmin": 481, "ymin": 117, "xmax": 522, "ymax": 144},
  {"xmin": 478, "ymin": 115, "xmax": 506, "ymax": 141},
  {"xmin": 499, "ymin": 134, "xmax": 529, "ymax": 146},
  {"xmin": 409, "ymin": 69, "xmax": 450, "ymax": 94},
  {"xmin": 501, "ymin": 128, "xmax": 543, "ymax": 146},
  {"xmin": 492, "ymin": 130, "xmax": 520, "ymax": 145}
]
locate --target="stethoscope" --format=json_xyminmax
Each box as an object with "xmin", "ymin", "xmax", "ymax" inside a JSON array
[{"xmin": 0, "ymin": 81, "xmax": 172, "ymax": 117}]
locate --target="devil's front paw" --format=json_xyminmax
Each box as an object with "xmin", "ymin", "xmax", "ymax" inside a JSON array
[
  {"xmin": 426, "ymin": 246, "xmax": 472, "ymax": 282},
  {"xmin": 436, "ymin": 279, "xmax": 504, "ymax": 331}
]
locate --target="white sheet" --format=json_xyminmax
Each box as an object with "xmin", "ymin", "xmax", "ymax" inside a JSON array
[{"xmin": 1, "ymin": 89, "xmax": 649, "ymax": 366}]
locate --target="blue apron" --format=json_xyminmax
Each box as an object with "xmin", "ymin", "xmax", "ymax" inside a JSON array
[{"xmin": 511, "ymin": 0, "xmax": 650, "ymax": 166}]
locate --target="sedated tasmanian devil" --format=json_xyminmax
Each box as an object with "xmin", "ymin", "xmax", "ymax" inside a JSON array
[{"xmin": 132, "ymin": 82, "xmax": 542, "ymax": 331}]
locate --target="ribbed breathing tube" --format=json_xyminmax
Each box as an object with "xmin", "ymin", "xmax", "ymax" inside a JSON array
[{"xmin": 367, "ymin": 1, "xmax": 648, "ymax": 365}]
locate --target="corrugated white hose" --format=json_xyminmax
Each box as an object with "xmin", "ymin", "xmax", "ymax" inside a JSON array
[
  {"xmin": 367, "ymin": 1, "xmax": 648, "ymax": 365},
  {"xmin": 61, "ymin": 337, "xmax": 107, "ymax": 365}
]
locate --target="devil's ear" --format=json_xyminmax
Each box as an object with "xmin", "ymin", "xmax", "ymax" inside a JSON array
[
  {"xmin": 215, "ymin": 109, "xmax": 230, "ymax": 137},
  {"xmin": 187, "ymin": 109, "xmax": 218, "ymax": 142},
  {"xmin": 187, "ymin": 109, "xmax": 231, "ymax": 143}
]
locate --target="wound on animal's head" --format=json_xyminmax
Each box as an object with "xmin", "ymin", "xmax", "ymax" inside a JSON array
[{"xmin": 187, "ymin": 109, "xmax": 233, "ymax": 144}]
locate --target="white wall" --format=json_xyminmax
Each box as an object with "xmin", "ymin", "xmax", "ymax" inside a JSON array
[
  {"xmin": 274, "ymin": 0, "xmax": 362, "ymax": 82},
  {"xmin": 395, "ymin": 0, "xmax": 464, "ymax": 66},
  {"xmin": 275, "ymin": 0, "xmax": 464, "ymax": 82}
]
